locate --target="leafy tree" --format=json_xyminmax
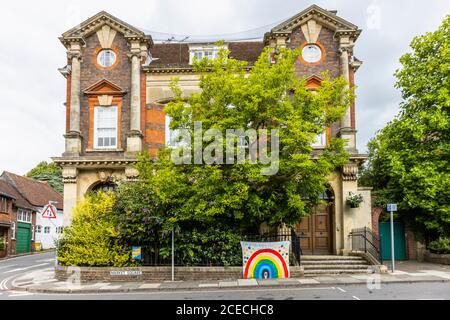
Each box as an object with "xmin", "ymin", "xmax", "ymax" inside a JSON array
[
  {"xmin": 57, "ymin": 192, "xmax": 132, "ymax": 267},
  {"xmin": 360, "ymin": 16, "xmax": 450, "ymax": 239},
  {"xmin": 26, "ymin": 161, "xmax": 63, "ymax": 193},
  {"xmin": 133, "ymin": 45, "xmax": 352, "ymax": 236}
]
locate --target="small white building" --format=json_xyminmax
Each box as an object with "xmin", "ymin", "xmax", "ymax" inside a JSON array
[{"xmin": 35, "ymin": 206, "xmax": 64, "ymax": 250}]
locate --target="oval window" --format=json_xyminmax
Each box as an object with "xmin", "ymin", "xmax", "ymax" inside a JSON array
[
  {"xmin": 97, "ymin": 49, "xmax": 117, "ymax": 68},
  {"xmin": 301, "ymin": 44, "xmax": 322, "ymax": 63}
]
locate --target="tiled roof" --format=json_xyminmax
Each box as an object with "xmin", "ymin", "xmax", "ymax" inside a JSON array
[
  {"xmin": 1, "ymin": 172, "xmax": 63, "ymax": 210},
  {"xmin": 147, "ymin": 41, "xmax": 264, "ymax": 69},
  {"xmin": 0, "ymin": 177, "xmax": 34, "ymax": 211}
]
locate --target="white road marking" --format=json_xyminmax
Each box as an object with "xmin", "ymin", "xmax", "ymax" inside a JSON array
[
  {"xmin": 337, "ymin": 287, "xmax": 347, "ymax": 293},
  {"xmin": 8, "ymin": 291, "xmax": 34, "ymax": 297},
  {"xmin": 352, "ymin": 296, "xmax": 361, "ymax": 300},
  {"xmin": 36, "ymin": 258, "xmax": 55, "ymax": 263},
  {"xmin": 0, "ymin": 264, "xmax": 17, "ymax": 270},
  {"xmin": 3, "ymin": 263, "xmax": 50, "ymax": 274}
]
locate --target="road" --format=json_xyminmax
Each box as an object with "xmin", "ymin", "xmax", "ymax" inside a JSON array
[{"xmin": 1, "ymin": 252, "xmax": 449, "ymax": 300}]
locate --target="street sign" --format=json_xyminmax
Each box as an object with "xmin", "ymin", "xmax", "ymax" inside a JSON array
[
  {"xmin": 387, "ymin": 203, "xmax": 397, "ymax": 212},
  {"xmin": 386, "ymin": 203, "xmax": 397, "ymax": 272},
  {"xmin": 41, "ymin": 203, "xmax": 57, "ymax": 219}
]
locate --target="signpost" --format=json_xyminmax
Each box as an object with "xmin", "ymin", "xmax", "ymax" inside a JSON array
[{"xmin": 387, "ymin": 203, "xmax": 397, "ymax": 272}]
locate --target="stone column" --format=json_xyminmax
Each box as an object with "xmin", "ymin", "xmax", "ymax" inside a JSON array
[
  {"xmin": 338, "ymin": 36, "xmax": 357, "ymax": 153},
  {"xmin": 126, "ymin": 40, "xmax": 144, "ymax": 154},
  {"xmin": 64, "ymin": 41, "xmax": 83, "ymax": 156}
]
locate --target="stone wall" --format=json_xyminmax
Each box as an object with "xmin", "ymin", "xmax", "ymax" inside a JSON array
[{"xmin": 55, "ymin": 265, "xmax": 305, "ymax": 283}]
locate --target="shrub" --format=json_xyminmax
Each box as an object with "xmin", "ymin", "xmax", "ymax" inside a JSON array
[
  {"xmin": 56, "ymin": 192, "xmax": 133, "ymax": 267},
  {"xmin": 428, "ymin": 237, "xmax": 450, "ymax": 254}
]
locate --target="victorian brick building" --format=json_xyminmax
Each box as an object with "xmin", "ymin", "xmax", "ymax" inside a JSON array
[{"xmin": 54, "ymin": 5, "xmax": 372, "ymax": 256}]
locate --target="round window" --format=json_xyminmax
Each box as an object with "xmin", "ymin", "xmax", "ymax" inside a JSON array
[
  {"xmin": 97, "ymin": 49, "xmax": 117, "ymax": 68},
  {"xmin": 301, "ymin": 44, "xmax": 322, "ymax": 63}
]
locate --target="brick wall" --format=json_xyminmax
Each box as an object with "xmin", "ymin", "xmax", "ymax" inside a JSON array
[
  {"xmin": 79, "ymin": 32, "xmax": 132, "ymax": 156},
  {"xmin": 55, "ymin": 265, "xmax": 304, "ymax": 282},
  {"xmin": 289, "ymin": 26, "xmax": 342, "ymax": 138},
  {"xmin": 145, "ymin": 102, "xmax": 166, "ymax": 156},
  {"xmin": 406, "ymin": 227, "xmax": 417, "ymax": 260}
]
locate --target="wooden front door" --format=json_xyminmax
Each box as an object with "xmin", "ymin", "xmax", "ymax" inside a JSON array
[{"xmin": 296, "ymin": 204, "xmax": 331, "ymax": 255}]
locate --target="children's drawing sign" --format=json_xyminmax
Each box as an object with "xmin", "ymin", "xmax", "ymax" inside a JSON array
[{"xmin": 41, "ymin": 203, "xmax": 57, "ymax": 219}]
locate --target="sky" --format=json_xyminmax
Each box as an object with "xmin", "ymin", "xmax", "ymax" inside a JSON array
[{"xmin": 0, "ymin": 0, "xmax": 448, "ymax": 174}]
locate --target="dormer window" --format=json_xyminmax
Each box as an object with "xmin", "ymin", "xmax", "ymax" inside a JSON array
[{"xmin": 189, "ymin": 44, "xmax": 226, "ymax": 65}]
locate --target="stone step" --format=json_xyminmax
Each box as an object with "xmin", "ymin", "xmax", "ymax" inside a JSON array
[
  {"xmin": 303, "ymin": 264, "xmax": 369, "ymax": 270},
  {"xmin": 304, "ymin": 269, "xmax": 368, "ymax": 276},
  {"xmin": 301, "ymin": 260, "xmax": 368, "ymax": 265},
  {"xmin": 301, "ymin": 255, "xmax": 364, "ymax": 260}
]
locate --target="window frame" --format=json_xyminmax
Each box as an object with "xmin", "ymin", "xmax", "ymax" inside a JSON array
[
  {"xmin": 17, "ymin": 209, "xmax": 32, "ymax": 223},
  {"xmin": 93, "ymin": 105, "xmax": 119, "ymax": 150},
  {"xmin": 0, "ymin": 196, "xmax": 8, "ymax": 213},
  {"xmin": 97, "ymin": 49, "xmax": 117, "ymax": 68}
]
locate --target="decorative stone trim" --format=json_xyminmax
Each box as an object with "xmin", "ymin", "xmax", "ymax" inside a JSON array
[
  {"xmin": 125, "ymin": 166, "xmax": 139, "ymax": 181},
  {"xmin": 53, "ymin": 157, "xmax": 137, "ymax": 168},
  {"xmin": 62, "ymin": 167, "xmax": 78, "ymax": 184},
  {"xmin": 342, "ymin": 162, "xmax": 358, "ymax": 181}
]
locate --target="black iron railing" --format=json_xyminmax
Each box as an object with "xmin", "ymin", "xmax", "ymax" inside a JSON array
[
  {"xmin": 349, "ymin": 227, "xmax": 383, "ymax": 264},
  {"xmin": 140, "ymin": 231, "xmax": 301, "ymax": 267}
]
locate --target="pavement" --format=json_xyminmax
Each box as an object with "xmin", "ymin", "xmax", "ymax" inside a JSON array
[{"xmin": 9, "ymin": 260, "xmax": 450, "ymax": 294}]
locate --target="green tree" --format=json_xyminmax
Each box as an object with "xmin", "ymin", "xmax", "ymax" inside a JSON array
[
  {"xmin": 134, "ymin": 45, "xmax": 352, "ymax": 236},
  {"xmin": 360, "ymin": 16, "xmax": 450, "ymax": 239},
  {"xmin": 26, "ymin": 161, "xmax": 63, "ymax": 193},
  {"xmin": 57, "ymin": 192, "xmax": 132, "ymax": 267}
]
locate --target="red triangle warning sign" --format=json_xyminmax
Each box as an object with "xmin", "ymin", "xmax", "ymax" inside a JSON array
[{"xmin": 41, "ymin": 204, "xmax": 57, "ymax": 219}]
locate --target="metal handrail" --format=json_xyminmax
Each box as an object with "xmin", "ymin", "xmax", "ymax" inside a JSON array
[{"xmin": 349, "ymin": 227, "xmax": 383, "ymax": 264}]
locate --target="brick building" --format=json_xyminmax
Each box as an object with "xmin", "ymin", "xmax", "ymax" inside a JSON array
[
  {"xmin": 0, "ymin": 172, "xmax": 63, "ymax": 257},
  {"xmin": 54, "ymin": 5, "xmax": 373, "ymax": 256}
]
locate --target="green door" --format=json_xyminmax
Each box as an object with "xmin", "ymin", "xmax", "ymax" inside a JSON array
[
  {"xmin": 379, "ymin": 222, "xmax": 406, "ymax": 260},
  {"xmin": 16, "ymin": 222, "xmax": 31, "ymax": 254}
]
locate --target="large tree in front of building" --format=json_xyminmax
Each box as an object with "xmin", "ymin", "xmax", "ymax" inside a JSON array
[
  {"xmin": 116, "ymin": 45, "xmax": 352, "ymax": 245},
  {"xmin": 26, "ymin": 161, "xmax": 63, "ymax": 193},
  {"xmin": 360, "ymin": 16, "xmax": 450, "ymax": 239}
]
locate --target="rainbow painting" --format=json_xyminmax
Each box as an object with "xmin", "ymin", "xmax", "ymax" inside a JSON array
[{"xmin": 241, "ymin": 241, "xmax": 290, "ymax": 279}]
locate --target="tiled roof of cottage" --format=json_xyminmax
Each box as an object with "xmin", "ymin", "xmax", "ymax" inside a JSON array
[
  {"xmin": 146, "ymin": 41, "xmax": 265, "ymax": 70},
  {"xmin": 0, "ymin": 177, "xmax": 34, "ymax": 211},
  {"xmin": 1, "ymin": 172, "xmax": 63, "ymax": 210}
]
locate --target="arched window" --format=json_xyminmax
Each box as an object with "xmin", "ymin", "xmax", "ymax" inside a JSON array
[{"xmin": 91, "ymin": 182, "xmax": 118, "ymax": 193}]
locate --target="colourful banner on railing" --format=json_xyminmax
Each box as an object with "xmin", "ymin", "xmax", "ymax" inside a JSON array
[{"xmin": 240, "ymin": 241, "xmax": 290, "ymax": 279}]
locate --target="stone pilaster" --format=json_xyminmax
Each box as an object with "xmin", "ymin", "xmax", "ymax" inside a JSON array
[
  {"xmin": 338, "ymin": 36, "xmax": 357, "ymax": 153},
  {"xmin": 64, "ymin": 40, "xmax": 83, "ymax": 156},
  {"xmin": 126, "ymin": 39, "xmax": 145, "ymax": 154}
]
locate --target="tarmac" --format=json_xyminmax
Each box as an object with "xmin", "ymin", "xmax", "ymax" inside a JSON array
[{"xmin": 11, "ymin": 260, "xmax": 450, "ymax": 294}]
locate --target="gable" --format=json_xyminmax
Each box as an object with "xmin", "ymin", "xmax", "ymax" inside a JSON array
[
  {"xmin": 83, "ymin": 79, "xmax": 126, "ymax": 96},
  {"xmin": 60, "ymin": 11, "xmax": 152, "ymax": 47},
  {"xmin": 265, "ymin": 4, "xmax": 361, "ymax": 44}
]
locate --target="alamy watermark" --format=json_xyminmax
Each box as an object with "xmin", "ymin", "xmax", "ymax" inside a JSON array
[{"xmin": 170, "ymin": 121, "xmax": 280, "ymax": 175}]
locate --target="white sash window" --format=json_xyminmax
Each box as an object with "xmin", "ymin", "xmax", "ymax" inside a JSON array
[
  {"xmin": 312, "ymin": 131, "xmax": 326, "ymax": 148},
  {"xmin": 94, "ymin": 106, "xmax": 118, "ymax": 149}
]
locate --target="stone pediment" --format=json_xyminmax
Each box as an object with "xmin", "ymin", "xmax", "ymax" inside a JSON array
[
  {"xmin": 60, "ymin": 11, "xmax": 152, "ymax": 47},
  {"xmin": 265, "ymin": 4, "xmax": 361, "ymax": 43},
  {"xmin": 83, "ymin": 79, "xmax": 126, "ymax": 96}
]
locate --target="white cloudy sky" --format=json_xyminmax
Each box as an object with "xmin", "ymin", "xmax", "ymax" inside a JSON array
[{"xmin": 0, "ymin": 0, "xmax": 448, "ymax": 174}]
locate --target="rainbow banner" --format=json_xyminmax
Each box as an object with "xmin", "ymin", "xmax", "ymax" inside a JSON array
[{"xmin": 241, "ymin": 241, "xmax": 290, "ymax": 279}]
